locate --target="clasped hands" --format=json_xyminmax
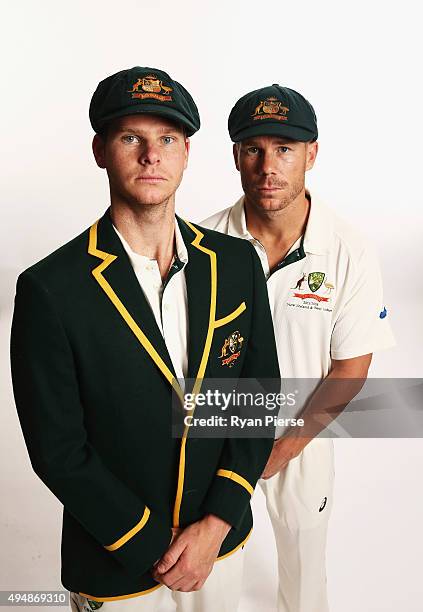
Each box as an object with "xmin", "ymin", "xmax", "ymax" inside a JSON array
[{"xmin": 151, "ymin": 513, "xmax": 231, "ymax": 592}]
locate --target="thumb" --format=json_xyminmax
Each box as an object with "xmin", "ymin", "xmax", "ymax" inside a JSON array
[{"xmin": 156, "ymin": 537, "xmax": 186, "ymax": 574}]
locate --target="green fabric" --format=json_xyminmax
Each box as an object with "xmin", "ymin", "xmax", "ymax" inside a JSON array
[
  {"xmin": 270, "ymin": 234, "xmax": 306, "ymax": 276},
  {"xmin": 228, "ymin": 84, "xmax": 318, "ymax": 143},
  {"xmin": 89, "ymin": 66, "xmax": 200, "ymax": 136},
  {"xmin": 10, "ymin": 208, "xmax": 280, "ymax": 599}
]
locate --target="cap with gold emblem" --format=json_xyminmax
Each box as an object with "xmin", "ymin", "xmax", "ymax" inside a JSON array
[
  {"xmin": 89, "ymin": 66, "xmax": 200, "ymax": 136},
  {"xmin": 228, "ymin": 84, "xmax": 317, "ymax": 143}
]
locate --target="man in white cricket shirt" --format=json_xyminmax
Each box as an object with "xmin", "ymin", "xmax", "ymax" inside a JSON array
[{"xmin": 200, "ymin": 84, "xmax": 395, "ymax": 612}]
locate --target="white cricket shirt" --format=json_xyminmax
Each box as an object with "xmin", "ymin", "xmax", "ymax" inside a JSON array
[
  {"xmin": 201, "ymin": 190, "xmax": 395, "ymax": 381},
  {"xmin": 112, "ymin": 220, "xmax": 189, "ymax": 381}
]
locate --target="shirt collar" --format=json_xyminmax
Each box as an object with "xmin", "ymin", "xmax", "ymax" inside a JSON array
[
  {"xmin": 173, "ymin": 219, "xmax": 189, "ymax": 264},
  {"xmin": 228, "ymin": 195, "xmax": 251, "ymax": 239},
  {"xmin": 302, "ymin": 190, "xmax": 333, "ymax": 255},
  {"xmin": 111, "ymin": 217, "xmax": 189, "ymax": 271},
  {"xmin": 228, "ymin": 189, "xmax": 333, "ymax": 255}
]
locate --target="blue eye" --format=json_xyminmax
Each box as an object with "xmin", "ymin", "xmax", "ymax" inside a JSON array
[
  {"xmin": 122, "ymin": 134, "xmax": 140, "ymax": 144},
  {"xmin": 162, "ymin": 136, "xmax": 175, "ymax": 145}
]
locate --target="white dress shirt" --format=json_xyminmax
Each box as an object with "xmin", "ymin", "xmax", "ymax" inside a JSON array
[{"xmin": 112, "ymin": 219, "xmax": 189, "ymax": 382}]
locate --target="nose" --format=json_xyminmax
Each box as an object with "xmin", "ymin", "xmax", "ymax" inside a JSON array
[
  {"xmin": 138, "ymin": 141, "xmax": 160, "ymax": 165},
  {"xmin": 259, "ymin": 149, "xmax": 276, "ymax": 175}
]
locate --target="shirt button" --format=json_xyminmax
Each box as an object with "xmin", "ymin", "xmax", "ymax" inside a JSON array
[{"xmin": 163, "ymin": 303, "xmax": 170, "ymax": 311}]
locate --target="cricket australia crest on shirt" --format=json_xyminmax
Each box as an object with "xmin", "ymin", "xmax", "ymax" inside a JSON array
[
  {"xmin": 308, "ymin": 272, "xmax": 325, "ymax": 292},
  {"xmin": 252, "ymin": 97, "xmax": 289, "ymax": 122},
  {"xmin": 219, "ymin": 330, "xmax": 244, "ymax": 367},
  {"xmin": 128, "ymin": 74, "xmax": 173, "ymax": 101},
  {"xmin": 287, "ymin": 271, "xmax": 335, "ymax": 312}
]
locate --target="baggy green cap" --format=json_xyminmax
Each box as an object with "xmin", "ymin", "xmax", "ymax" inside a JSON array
[
  {"xmin": 89, "ymin": 66, "xmax": 200, "ymax": 136},
  {"xmin": 228, "ymin": 84, "xmax": 317, "ymax": 143}
]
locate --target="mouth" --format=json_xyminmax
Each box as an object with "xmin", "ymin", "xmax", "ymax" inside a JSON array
[
  {"xmin": 135, "ymin": 176, "xmax": 166, "ymax": 183},
  {"xmin": 257, "ymin": 186, "xmax": 282, "ymax": 192}
]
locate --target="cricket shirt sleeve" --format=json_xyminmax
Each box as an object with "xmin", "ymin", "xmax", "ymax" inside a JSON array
[
  {"xmin": 10, "ymin": 270, "xmax": 172, "ymax": 578},
  {"xmin": 201, "ymin": 242, "xmax": 280, "ymax": 529},
  {"xmin": 330, "ymin": 242, "xmax": 396, "ymax": 360}
]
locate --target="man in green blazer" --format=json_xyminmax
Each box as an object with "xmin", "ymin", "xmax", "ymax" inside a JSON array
[{"xmin": 10, "ymin": 66, "xmax": 280, "ymax": 611}]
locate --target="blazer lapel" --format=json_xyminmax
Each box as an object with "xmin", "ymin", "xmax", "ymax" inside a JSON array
[
  {"xmin": 87, "ymin": 207, "xmax": 182, "ymax": 398},
  {"xmin": 177, "ymin": 216, "xmax": 217, "ymax": 393},
  {"xmin": 172, "ymin": 216, "xmax": 218, "ymax": 528}
]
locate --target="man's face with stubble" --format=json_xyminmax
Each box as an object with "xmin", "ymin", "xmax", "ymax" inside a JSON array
[{"xmin": 234, "ymin": 135, "xmax": 317, "ymax": 212}]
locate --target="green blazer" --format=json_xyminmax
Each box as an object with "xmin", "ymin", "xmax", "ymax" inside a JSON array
[{"xmin": 10, "ymin": 206, "xmax": 280, "ymax": 602}]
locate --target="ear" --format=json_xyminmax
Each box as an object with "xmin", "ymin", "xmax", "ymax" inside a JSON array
[
  {"xmin": 92, "ymin": 134, "xmax": 106, "ymax": 169},
  {"xmin": 305, "ymin": 140, "xmax": 318, "ymax": 171},
  {"xmin": 233, "ymin": 143, "xmax": 240, "ymax": 172},
  {"xmin": 183, "ymin": 137, "xmax": 190, "ymax": 170}
]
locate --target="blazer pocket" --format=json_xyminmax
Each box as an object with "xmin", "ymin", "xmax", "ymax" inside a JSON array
[{"xmin": 214, "ymin": 302, "xmax": 246, "ymax": 329}]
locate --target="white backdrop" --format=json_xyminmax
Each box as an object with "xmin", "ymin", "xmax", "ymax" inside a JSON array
[{"xmin": 1, "ymin": 1, "xmax": 422, "ymax": 611}]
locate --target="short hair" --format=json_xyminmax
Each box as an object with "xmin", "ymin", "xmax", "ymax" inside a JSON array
[{"xmin": 97, "ymin": 124, "xmax": 109, "ymax": 141}]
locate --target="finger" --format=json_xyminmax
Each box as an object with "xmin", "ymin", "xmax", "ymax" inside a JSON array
[
  {"xmin": 157, "ymin": 557, "xmax": 193, "ymax": 587},
  {"xmin": 191, "ymin": 579, "xmax": 205, "ymax": 591},
  {"xmin": 168, "ymin": 576, "xmax": 198, "ymax": 592},
  {"xmin": 156, "ymin": 567, "xmax": 186, "ymax": 588},
  {"xmin": 170, "ymin": 560, "xmax": 213, "ymax": 591},
  {"xmin": 152, "ymin": 528, "xmax": 181, "ymax": 572},
  {"xmin": 263, "ymin": 469, "xmax": 277, "ymax": 479},
  {"xmin": 152, "ymin": 561, "xmax": 183, "ymax": 584},
  {"xmin": 155, "ymin": 538, "xmax": 187, "ymax": 574}
]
